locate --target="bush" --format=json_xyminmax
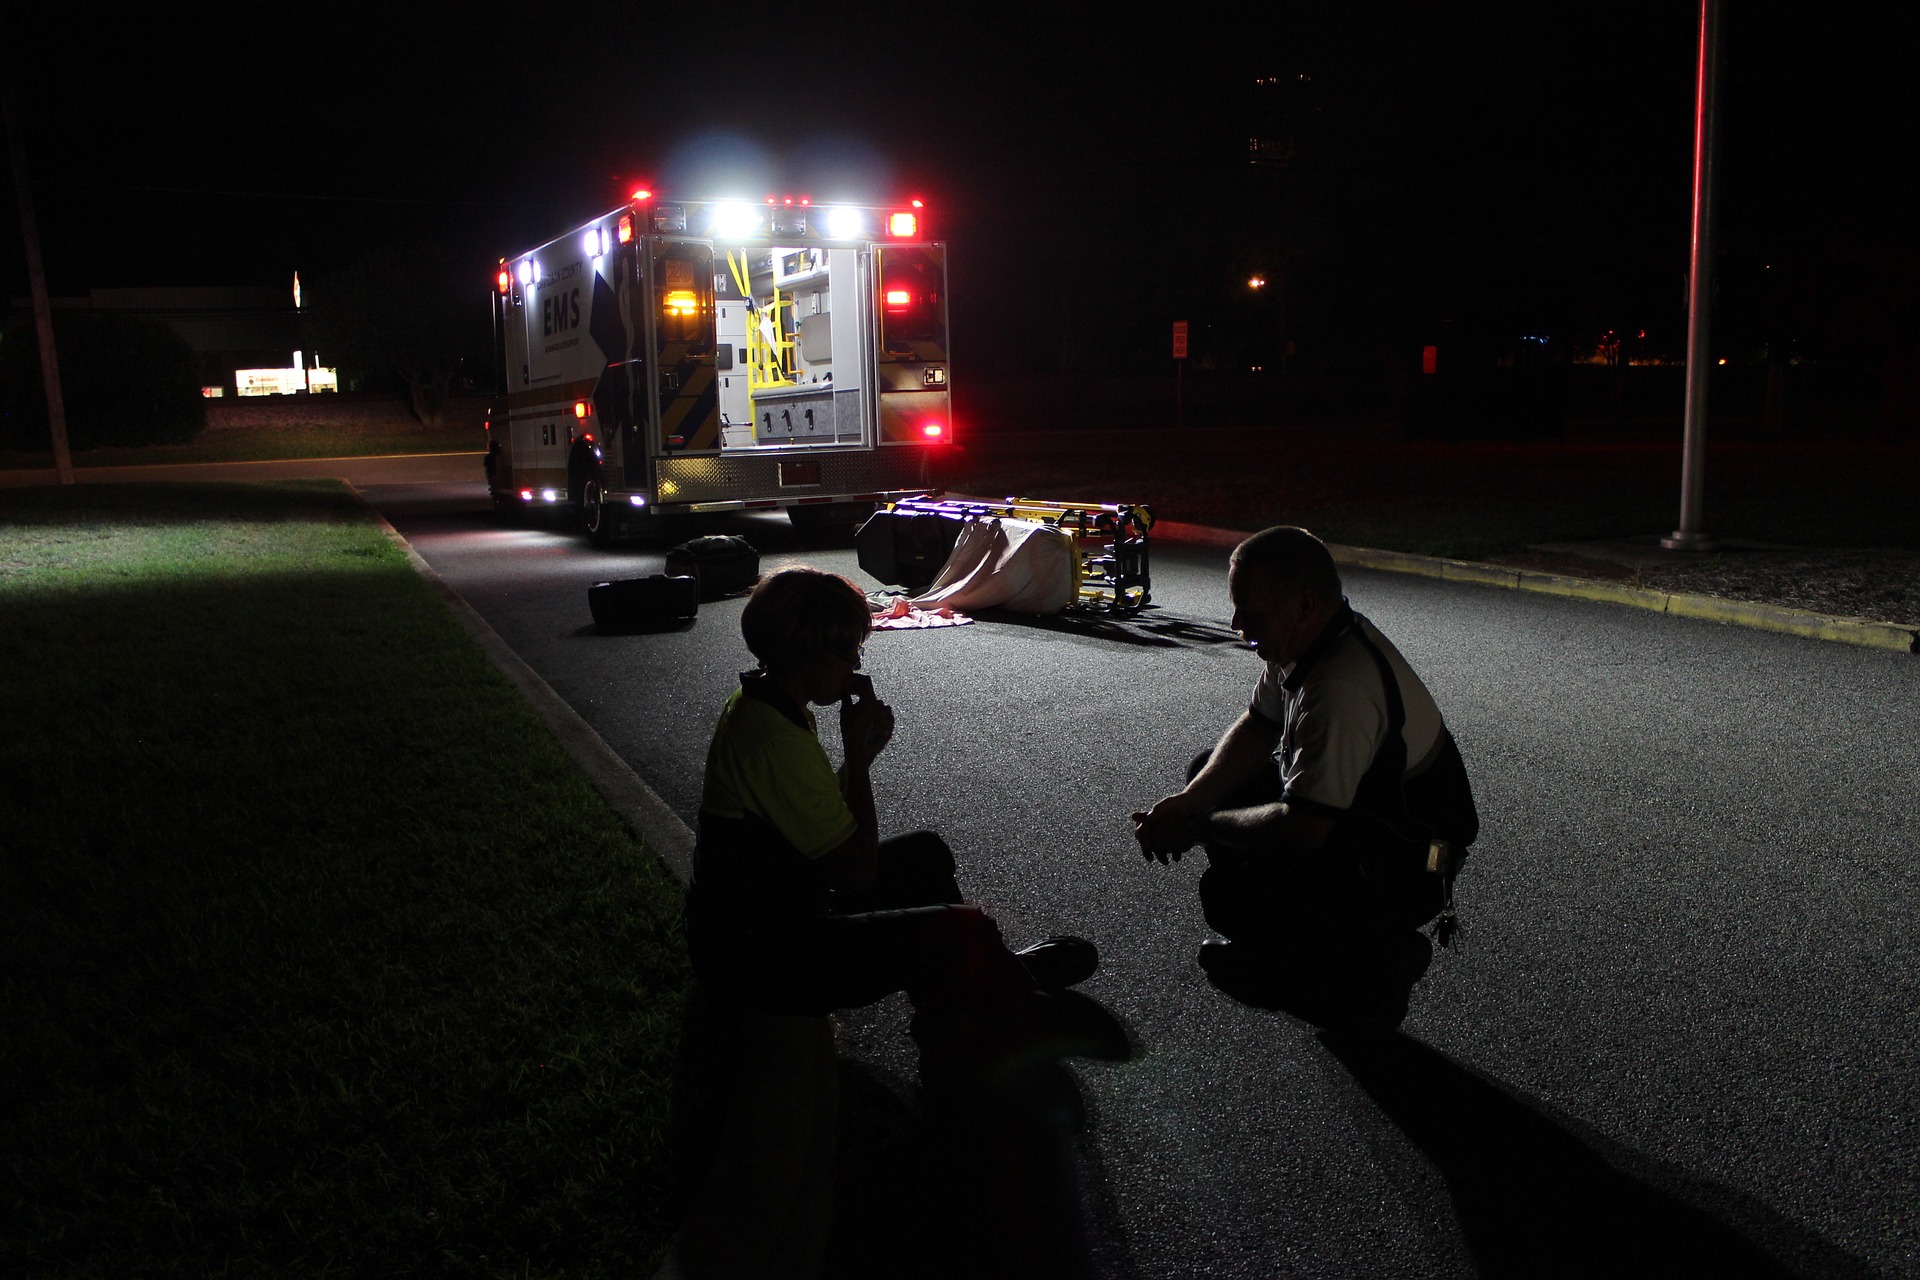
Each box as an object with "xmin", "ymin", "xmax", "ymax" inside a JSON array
[{"xmin": 0, "ymin": 310, "xmax": 207, "ymax": 450}]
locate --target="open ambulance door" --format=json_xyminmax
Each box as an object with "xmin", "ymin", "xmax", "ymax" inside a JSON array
[
  {"xmin": 653, "ymin": 241, "xmax": 720, "ymax": 453},
  {"xmin": 588, "ymin": 240, "xmax": 651, "ymax": 489}
]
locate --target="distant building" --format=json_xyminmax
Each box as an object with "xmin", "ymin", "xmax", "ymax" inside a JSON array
[{"xmin": 7, "ymin": 284, "xmax": 318, "ymax": 395}]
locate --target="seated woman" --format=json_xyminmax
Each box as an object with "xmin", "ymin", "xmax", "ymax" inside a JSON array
[{"xmin": 684, "ymin": 566, "xmax": 1098, "ymax": 1092}]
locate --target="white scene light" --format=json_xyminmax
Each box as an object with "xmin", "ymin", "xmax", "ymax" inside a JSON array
[{"xmin": 711, "ymin": 202, "xmax": 760, "ymax": 239}]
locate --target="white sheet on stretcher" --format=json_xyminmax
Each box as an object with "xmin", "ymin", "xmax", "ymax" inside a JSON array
[{"xmin": 908, "ymin": 516, "xmax": 1076, "ymax": 615}]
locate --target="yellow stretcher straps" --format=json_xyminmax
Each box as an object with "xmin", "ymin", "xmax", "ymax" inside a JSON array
[{"xmin": 726, "ymin": 251, "xmax": 796, "ymax": 405}]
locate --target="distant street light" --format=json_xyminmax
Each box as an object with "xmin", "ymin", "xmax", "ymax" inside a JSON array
[{"xmin": 1248, "ymin": 275, "xmax": 1267, "ymax": 289}]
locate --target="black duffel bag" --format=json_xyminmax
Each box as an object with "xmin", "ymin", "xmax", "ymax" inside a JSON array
[
  {"xmin": 589, "ymin": 575, "xmax": 699, "ymax": 631},
  {"xmin": 664, "ymin": 535, "xmax": 761, "ymax": 599}
]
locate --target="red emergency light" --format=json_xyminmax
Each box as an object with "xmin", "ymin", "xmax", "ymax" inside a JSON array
[
  {"xmin": 887, "ymin": 211, "xmax": 918, "ymax": 238},
  {"xmin": 885, "ymin": 288, "xmax": 914, "ymax": 312},
  {"xmin": 496, "ymin": 263, "xmax": 512, "ymax": 295},
  {"xmin": 617, "ymin": 213, "xmax": 634, "ymax": 244},
  {"xmin": 574, "ymin": 401, "xmax": 589, "ymax": 419},
  {"xmin": 921, "ymin": 421, "xmax": 946, "ymax": 441}
]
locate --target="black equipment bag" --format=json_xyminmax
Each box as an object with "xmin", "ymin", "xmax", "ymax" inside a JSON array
[
  {"xmin": 664, "ymin": 535, "xmax": 761, "ymax": 599},
  {"xmin": 855, "ymin": 508, "xmax": 966, "ymax": 590},
  {"xmin": 589, "ymin": 575, "xmax": 699, "ymax": 631}
]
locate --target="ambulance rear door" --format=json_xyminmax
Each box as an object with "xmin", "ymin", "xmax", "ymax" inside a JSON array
[{"xmin": 874, "ymin": 243, "xmax": 950, "ymax": 445}]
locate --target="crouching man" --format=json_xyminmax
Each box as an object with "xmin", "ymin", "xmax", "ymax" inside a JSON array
[{"xmin": 1131, "ymin": 527, "xmax": 1479, "ymax": 1018}]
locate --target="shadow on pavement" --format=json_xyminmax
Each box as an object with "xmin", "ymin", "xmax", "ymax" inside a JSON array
[
  {"xmin": 974, "ymin": 606, "xmax": 1246, "ymax": 652},
  {"xmin": 825, "ymin": 994, "xmax": 1139, "ymax": 1280},
  {"xmin": 1320, "ymin": 1031, "xmax": 1879, "ymax": 1279}
]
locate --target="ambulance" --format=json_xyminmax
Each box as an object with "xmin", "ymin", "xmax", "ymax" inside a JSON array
[{"xmin": 486, "ymin": 191, "xmax": 950, "ymax": 544}]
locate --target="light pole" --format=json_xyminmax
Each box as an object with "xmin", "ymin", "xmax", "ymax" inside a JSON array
[
  {"xmin": 2, "ymin": 70, "xmax": 74, "ymax": 485},
  {"xmin": 1663, "ymin": 0, "xmax": 1722, "ymax": 551}
]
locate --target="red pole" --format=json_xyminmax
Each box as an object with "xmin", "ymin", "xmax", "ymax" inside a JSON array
[{"xmin": 1663, "ymin": 0, "xmax": 1721, "ymax": 551}]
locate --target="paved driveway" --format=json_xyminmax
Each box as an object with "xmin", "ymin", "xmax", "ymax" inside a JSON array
[{"xmin": 367, "ymin": 478, "xmax": 1917, "ymax": 1279}]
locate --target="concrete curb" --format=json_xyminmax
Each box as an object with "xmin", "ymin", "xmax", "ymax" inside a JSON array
[
  {"xmin": 1152, "ymin": 520, "xmax": 1919, "ymax": 655},
  {"xmin": 353, "ymin": 489, "xmax": 697, "ymax": 883}
]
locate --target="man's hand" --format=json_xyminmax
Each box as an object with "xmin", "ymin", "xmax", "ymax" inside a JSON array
[
  {"xmin": 839, "ymin": 673, "xmax": 895, "ymax": 769},
  {"xmin": 1130, "ymin": 790, "xmax": 1210, "ymax": 865}
]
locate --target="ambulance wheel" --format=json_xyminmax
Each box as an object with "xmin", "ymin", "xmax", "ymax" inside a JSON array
[
  {"xmin": 581, "ymin": 477, "xmax": 614, "ymax": 547},
  {"xmin": 787, "ymin": 504, "xmax": 829, "ymax": 533},
  {"xmin": 788, "ymin": 501, "xmax": 874, "ymax": 536}
]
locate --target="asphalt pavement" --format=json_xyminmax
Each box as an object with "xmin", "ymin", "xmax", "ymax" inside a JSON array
[{"xmin": 362, "ymin": 478, "xmax": 1917, "ymax": 1279}]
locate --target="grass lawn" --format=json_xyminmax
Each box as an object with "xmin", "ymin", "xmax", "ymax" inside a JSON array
[
  {"xmin": 0, "ymin": 397, "xmax": 483, "ymax": 470},
  {"xmin": 0, "ymin": 482, "xmax": 690, "ymax": 1277}
]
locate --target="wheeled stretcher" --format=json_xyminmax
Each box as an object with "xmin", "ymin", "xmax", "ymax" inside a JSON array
[{"xmin": 857, "ymin": 496, "xmax": 1152, "ymax": 613}]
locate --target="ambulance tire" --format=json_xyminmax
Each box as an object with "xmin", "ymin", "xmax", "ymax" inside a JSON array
[
  {"xmin": 581, "ymin": 477, "xmax": 615, "ymax": 547},
  {"xmin": 566, "ymin": 449, "xmax": 595, "ymax": 535}
]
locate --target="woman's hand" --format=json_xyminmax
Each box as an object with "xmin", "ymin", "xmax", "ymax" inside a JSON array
[{"xmin": 840, "ymin": 673, "xmax": 895, "ymax": 767}]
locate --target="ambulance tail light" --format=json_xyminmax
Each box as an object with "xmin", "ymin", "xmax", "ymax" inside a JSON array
[
  {"xmin": 495, "ymin": 263, "xmax": 512, "ymax": 295},
  {"xmin": 921, "ymin": 421, "xmax": 947, "ymax": 442},
  {"xmin": 617, "ymin": 213, "xmax": 634, "ymax": 244},
  {"xmin": 664, "ymin": 289, "xmax": 698, "ymax": 317},
  {"xmin": 878, "ymin": 246, "xmax": 943, "ymax": 346},
  {"xmin": 574, "ymin": 401, "xmax": 589, "ymax": 419}
]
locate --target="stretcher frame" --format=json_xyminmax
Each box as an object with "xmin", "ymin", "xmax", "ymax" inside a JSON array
[{"xmin": 881, "ymin": 496, "xmax": 1153, "ymax": 612}]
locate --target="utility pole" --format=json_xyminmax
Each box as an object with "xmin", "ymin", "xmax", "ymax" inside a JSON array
[
  {"xmin": 1663, "ymin": 0, "xmax": 1720, "ymax": 551},
  {"xmin": 3, "ymin": 74, "xmax": 74, "ymax": 485}
]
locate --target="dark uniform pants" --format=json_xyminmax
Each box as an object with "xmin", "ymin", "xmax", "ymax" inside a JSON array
[
  {"xmin": 689, "ymin": 830, "xmax": 1037, "ymax": 1018},
  {"xmin": 1191, "ymin": 755, "xmax": 1443, "ymax": 953}
]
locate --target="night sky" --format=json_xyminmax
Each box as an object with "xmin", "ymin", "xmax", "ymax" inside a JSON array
[{"xmin": 5, "ymin": 3, "xmax": 1915, "ymax": 372}]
